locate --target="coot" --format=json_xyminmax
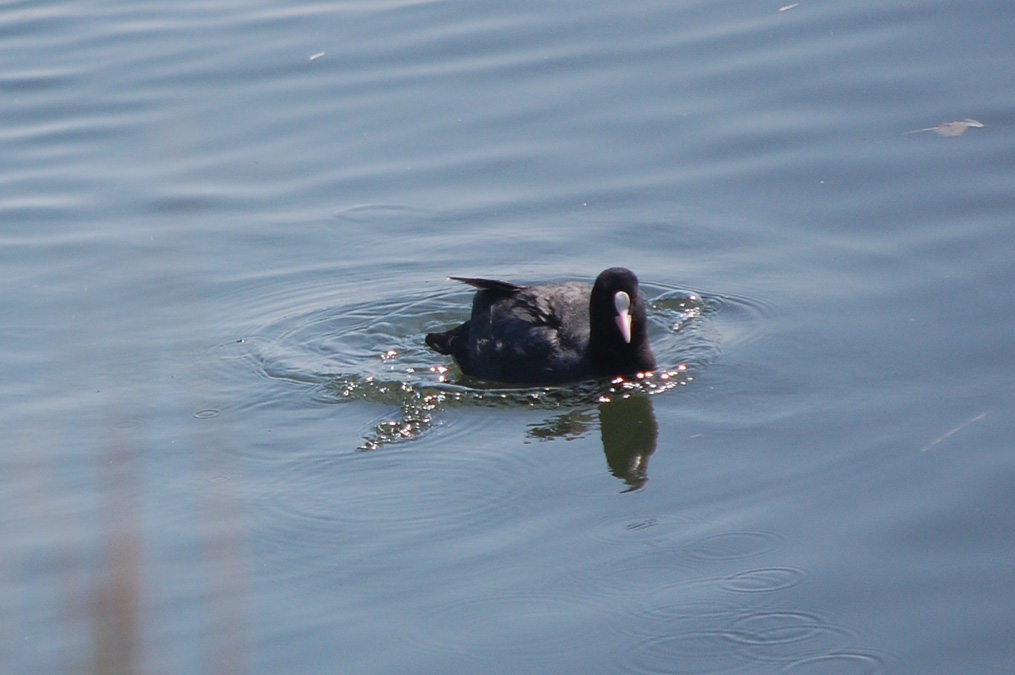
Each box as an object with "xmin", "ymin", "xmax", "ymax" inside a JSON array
[{"xmin": 425, "ymin": 267, "xmax": 656, "ymax": 384}]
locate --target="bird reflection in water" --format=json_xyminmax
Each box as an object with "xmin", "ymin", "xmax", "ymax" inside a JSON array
[
  {"xmin": 526, "ymin": 392, "xmax": 658, "ymax": 491},
  {"xmin": 599, "ymin": 394, "xmax": 658, "ymax": 491}
]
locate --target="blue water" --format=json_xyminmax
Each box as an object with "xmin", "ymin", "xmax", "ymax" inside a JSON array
[{"xmin": 3, "ymin": 0, "xmax": 1014, "ymax": 673}]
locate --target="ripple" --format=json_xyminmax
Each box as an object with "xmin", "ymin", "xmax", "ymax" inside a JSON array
[
  {"xmin": 617, "ymin": 604, "xmax": 870, "ymax": 674},
  {"xmin": 625, "ymin": 591, "xmax": 747, "ymax": 635},
  {"xmin": 720, "ymin": 567, "xmax": 807, "ymax": 594},
  {"xmin": 726, "ymin": 611, "xmax": 857, "ymax": 662},
  {"xmin": 193, "ymin": 408, "xmax": 221, "ymax": 419},
  {"xmin": 254, "ymin": 439, "xmax": 539, "ymax": 551},
  {"xmin": 686, "ymin": 530, "xmax": 781, "ymax": 561},
  {"xmin": 585, "ymin": 553, "xmax": 698, "ymax": 598},
  {"xmin": 593, "ymin": 513, "xmax": 700, "ymax": 547},
  {"xmin": 330, "ymin": 203, "xmax": 435, "ymax": 226},
  {"xmin": 618, "ymin": 632, "xmax": 752, "ymax": 674},
  {"xmin": 779, "ymin": 652, "xmax": 887, "ymax": 675},
  {"xmin": 644, "ymin": 285, "xmax": 713, "ymax": 372},
  {"xmin": 702, "ymin": 289, "xmax": 779, "ymax": 353},
  {"xmin": 645, "ymin": 282, "xmax": 774, "ymax": 368}
]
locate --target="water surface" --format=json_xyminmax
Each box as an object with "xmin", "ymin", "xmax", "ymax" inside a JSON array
[{"xmin": 2, "ymin": 0, "xmax": 1014, "ymax": 673}]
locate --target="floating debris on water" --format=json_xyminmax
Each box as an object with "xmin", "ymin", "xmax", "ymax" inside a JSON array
[{"xmin": 905, "ymin": 118, "xmax": 984, "ymax": 137}]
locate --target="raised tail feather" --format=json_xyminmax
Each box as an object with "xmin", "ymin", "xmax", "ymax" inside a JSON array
[{"xmin": 449, "ymin": 277, "xmax": 523, "ymax": 294}]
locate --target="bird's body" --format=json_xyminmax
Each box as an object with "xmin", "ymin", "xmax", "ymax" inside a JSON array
[{"xmin": 426, "ymin": 268, "xmax": 656, "ymax": 384}]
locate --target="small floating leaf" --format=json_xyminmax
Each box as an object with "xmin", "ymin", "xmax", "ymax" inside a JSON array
[{"xmin": 905, "ymin": 118, "xmax": 984, "ymax": 136}]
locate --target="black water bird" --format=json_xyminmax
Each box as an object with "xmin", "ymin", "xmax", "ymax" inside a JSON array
[{"xmin": 425, "ymin": 267, "xmax": 656, "ymax": 384}]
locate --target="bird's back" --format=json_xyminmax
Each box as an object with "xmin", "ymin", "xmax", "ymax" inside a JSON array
[{"xmin": 461, "ymin": 281, "xmax": 593, "ymax": 383}]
